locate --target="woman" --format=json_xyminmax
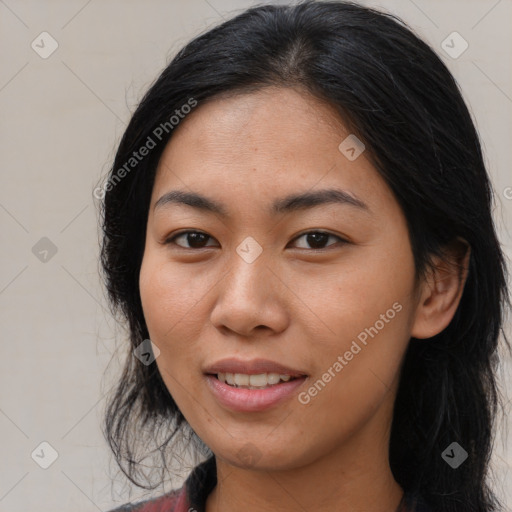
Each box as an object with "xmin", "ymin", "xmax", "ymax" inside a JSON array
[{"xmin": 99, "ymin": 1, "xmax": 510, "ymax": 511}]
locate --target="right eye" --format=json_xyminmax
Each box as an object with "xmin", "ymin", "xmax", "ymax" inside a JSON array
[{"xmin": 165, "ymin": 230, "xmax": 218, "ymax": 249}]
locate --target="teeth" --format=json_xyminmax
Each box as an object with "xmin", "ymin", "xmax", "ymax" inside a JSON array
[
  {"xmin": 216, "ymin": 372, "xmax": 296, "ymax": 388},
  {"xmin": 249, "ymin": 373, "xmax": 267, "ymax": 387},
  {"xmin": 266, "ymin": 373, "xmax": 281, "ymax": 385},
  {"xmin": 234, "ymin": 373, "xmax": 249, "ymax": 386}
]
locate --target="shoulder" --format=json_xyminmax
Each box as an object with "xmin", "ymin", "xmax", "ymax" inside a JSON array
[
  {"xmin": 105, "ymin": 455, "xmax": 216, "ymax": 512},
  {"xmin": 106, "ymin": 487, "xmax": 183, "ymax": 512}
]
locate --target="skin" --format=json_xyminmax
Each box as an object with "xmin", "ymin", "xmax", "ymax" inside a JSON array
[{"xmin": 139, "ymin": 86, "xmax": 470, "ymax": 512}]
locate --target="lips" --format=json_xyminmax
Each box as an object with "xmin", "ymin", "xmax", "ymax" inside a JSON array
[
  {"xmin": 203, "ymin": 358, "xmax": 308, "ymax": 412},
  {"xmin": 203, "ymin": 357, "xmax": 307, "ymax": 378}
]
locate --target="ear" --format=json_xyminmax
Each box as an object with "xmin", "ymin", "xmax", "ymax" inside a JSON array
[{"xmin": 411, "ymin": 237, "xmax": 471, "ymax": 340}]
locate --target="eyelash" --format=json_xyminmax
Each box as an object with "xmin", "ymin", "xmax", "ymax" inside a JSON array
[{"xmin": 164, "ymin": 230, "xmax": 349, "ymax": 251}]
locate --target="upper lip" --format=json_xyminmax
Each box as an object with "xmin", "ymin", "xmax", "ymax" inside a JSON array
[{"xmin": 204, "ymin": 358, "xmax": 307, "ymax": 377}]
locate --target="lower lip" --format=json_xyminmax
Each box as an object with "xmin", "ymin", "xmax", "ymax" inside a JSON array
[{"xmin": 205, "ymin": 375, "xmax": 307, "ymax": 412}]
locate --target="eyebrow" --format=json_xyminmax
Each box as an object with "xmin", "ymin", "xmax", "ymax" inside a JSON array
[{"xmin": 153, "ymin": 188, "xmax": 370, "ymax": 217}]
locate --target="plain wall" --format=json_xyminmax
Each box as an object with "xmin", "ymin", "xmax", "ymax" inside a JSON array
[{"xmin": 1, "ymin": 0, "xmax": 511, "ymax": 510}]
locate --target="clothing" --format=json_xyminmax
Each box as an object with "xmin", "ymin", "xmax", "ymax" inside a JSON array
[{"xmin": 107, "ymin": 456, "xmax": 432, "ymax": 512}]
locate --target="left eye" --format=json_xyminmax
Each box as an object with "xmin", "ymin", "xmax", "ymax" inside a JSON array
[
  {"xmin": 290, "ymin": 231, "xmax": 347, "ymax": 250},
  {"xmin": 165, "ymin": 230, "xmax": 347, "ymax": 250}
]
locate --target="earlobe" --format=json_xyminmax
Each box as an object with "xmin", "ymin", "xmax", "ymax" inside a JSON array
[{"xmin": 411, "ymin": 237, "xmax": 471, "ymax": 340}]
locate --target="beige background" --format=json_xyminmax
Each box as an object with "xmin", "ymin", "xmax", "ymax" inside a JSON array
[{"xmin": 0, "ymin": 0, "xmax": 511, "ymax": 510}]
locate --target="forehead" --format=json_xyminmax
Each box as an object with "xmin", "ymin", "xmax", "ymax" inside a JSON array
[
  {"xmin": 151, "ymin": 87, "xmax": 396, "ymax": 217},
  {"xmin": 161, "ymin": 87, "xmax": 345, "ymax": 164}
]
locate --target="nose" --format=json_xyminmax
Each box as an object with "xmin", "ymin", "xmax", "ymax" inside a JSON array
[{"xmin": 209, "ymin": 250, "xmax": 289, "ymax": 338}]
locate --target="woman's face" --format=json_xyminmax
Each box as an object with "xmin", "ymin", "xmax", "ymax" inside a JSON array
[{"xmin": 139, "ymin": 86, "xmax": 423, "ymax": 471}]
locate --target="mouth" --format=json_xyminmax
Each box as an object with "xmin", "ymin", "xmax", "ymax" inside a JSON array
[
  {"xmin": 203, "ymin": 357, "xmax": 308, "ymax": 389},
  {"xmin": 210, "ymin": 371, "xmax": 301, "ymax": 389},
  {"xmin": 203, "ymin": 358, "xmax": 308, "ymax": 412}
]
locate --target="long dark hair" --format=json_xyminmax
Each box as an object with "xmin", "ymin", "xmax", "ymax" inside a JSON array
[{"xmin": 98, "ymin": 2, "xmax": 511, "ymax": 510}]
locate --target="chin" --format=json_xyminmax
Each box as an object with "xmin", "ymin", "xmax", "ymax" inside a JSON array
[{"xmin": 212, "ymin": 438, "xmax": 313, "ymax": 472}]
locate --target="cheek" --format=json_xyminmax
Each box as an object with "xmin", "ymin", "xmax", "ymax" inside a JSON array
[
  {"xmin": 291, "ymin": 272, "xmax": 411, "ymax": 452},
  {"xmin": 296, "ymin": 240, "xmax": 415, "ymax": 396},
  {"xmin": 139, "ymin": 255, "xmax": 208, "ymax": 364},
  {"xmin": 140, "ymin": 254, "xmax": 203, "ymax": 332},
  {"xmin": 139, "ymin": 256, "xmax": 209, "ymax": 412},
  {"xmin": 296, "ymin": 242, "xmax": 414, "ymax": 343}
]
